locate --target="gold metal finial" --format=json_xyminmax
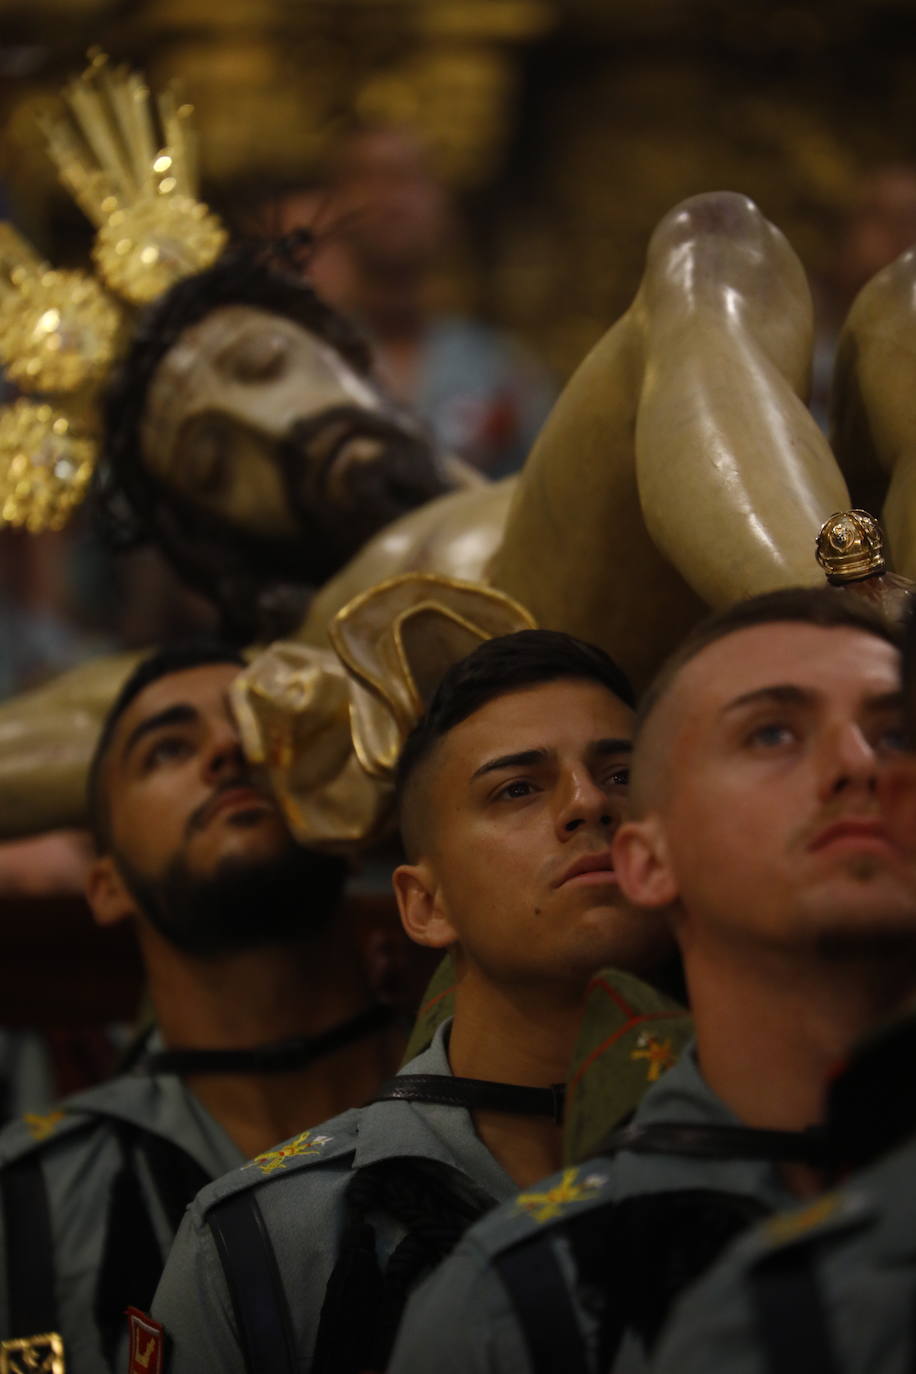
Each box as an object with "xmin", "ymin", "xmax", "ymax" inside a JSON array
[
  {"xmin": 815, "ymin": 510, "xmax": 886, "ymax": 583},
  {"xmin": 0, "ymin": 225, "xmax": 125, "ymax": 393},
  {"xmin": 0, "ymin": 52, "xmax": 228, "ymax": 533},
  {"xmin": 0, "ymin": 401, "xmax": 96, "ymax": 532}
]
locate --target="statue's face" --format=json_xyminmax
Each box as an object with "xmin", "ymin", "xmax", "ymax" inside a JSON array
[{"xmin": 140, "ymin": 304, "xmax": 448, "ymax": 567}]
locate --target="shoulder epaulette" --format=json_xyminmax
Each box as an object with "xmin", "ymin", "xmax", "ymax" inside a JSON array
[
  {"xmin": 199, "ymin": 1109, "xmax": 361, "ymax": 1214},
  {"xmin": 741, "ymin": 1189, "xmax": 872, "ymax": 1263},
  {"xmin": 461, "ymin": 1162, "xmax": 615, "ymax": 1261},
  {"xmin": 0, "ymin": 1106, "xmax": 97, "ymax": 1164}
]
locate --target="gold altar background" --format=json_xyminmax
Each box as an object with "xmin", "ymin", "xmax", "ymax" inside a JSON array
[{"xmin": 0, "ymin": 0, "xmax": 914, "ymax": 378}]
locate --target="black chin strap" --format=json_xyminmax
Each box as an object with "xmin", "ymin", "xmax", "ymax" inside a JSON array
[
  {"xmin": 372, "ymin": 1074, "xmax": 566, "ymax": 1124},
  {"xmin": 141, "ymin": 1004, "xmax": 395, "ymax": 1076},
  {"xmin": 603, "ymin": 1120, "xmax": 832, "ymax": 1168}
]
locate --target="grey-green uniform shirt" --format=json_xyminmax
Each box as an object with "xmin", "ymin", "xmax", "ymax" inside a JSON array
[
  {"xmin": 151, "ymin": 1019, "xmax": 518, "ymax": 1373},
  {"xmin": 389, "ymin": 1045, "xmax": 797, "ymax": 1374},
  {"xmin": 651, "ymin": 1134, "xmax": 916, "ymax": 1374},
  {"xmin": 0, "ymin": 1064, "xmax": 244, "ymax": 1374}
]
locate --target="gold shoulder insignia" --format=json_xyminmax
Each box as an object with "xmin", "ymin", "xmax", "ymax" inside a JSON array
[
  {"xmin": 630, "ymin": 1031, "xmax": 677, "ymax": 1082},
  {"xmin": 0, "ymin": 1330, "xmax": 65, "ymax": 1373},
  {"xmin": 515, "ymin": 1167, "xmax": 605, "ymax": 1224},
  {"xmin": 249, "ymin": 1130, "xmax": 332, "ymax": 1175},
  {"xmin": 764, "ymin": 1193, "xmax": 842, "ymax": 1246},
  {"xmin": 22, "ymin": 1111, "xmax": 65, "ymax": 1143}
]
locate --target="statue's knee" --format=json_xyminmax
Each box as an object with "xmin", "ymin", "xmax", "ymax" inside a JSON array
[
  {"xmin": 847, "ymin": 245, "xmax": 916, "ymax": 342},
  {"xmin": 638, "ymin": 192, "xmax": 809, "ymax": 354}
]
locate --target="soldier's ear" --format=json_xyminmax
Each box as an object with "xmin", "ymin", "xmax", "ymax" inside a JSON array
[
  {"xmin": 85, "ymin": 855, "xmax": 137, "ymax": 928},
  {"xmin": 392, "ymin": 861, "xmax": 458, "ymax": 950},
  {"xmin": 612, "ymin": 816, "xmax": 678, "ymax": 910}
]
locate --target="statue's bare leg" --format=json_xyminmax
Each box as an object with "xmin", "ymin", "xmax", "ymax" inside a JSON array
[
  {"xmin": 831, "ymin": 246, "xmax": 916, "ymax": 579},
  {"xmin": 491, "ymin": 191, "xmax": 850, "ymax": 688}
]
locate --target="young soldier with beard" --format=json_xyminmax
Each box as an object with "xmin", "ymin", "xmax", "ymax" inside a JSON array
[
  {"xmin": 0, "ymin": 644, "xmax": 403, "ymax": 1374},
  {"xmin": 149, "ymin": 630, "xmax": 677, "ymax": 1374},
  {"xmin": 387, "ymin": 588, "xmax": 916, "ymax": 1374}
]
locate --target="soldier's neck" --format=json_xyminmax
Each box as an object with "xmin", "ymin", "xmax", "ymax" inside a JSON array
[
  {"xmin": 687, "ymin": 940, "xmax": 916, "ymax": 1154},
  {"xmin": 447, "ymin": 971, "xmax": 587, "ymax": 1187},
  {"xmin": 141, "ymin": 920, "xmax": 404, "ymax": 1157}
]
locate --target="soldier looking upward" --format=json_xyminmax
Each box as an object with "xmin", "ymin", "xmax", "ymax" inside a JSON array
[{"xmin": 0, "ymin": 644, "xmax": 402, "ymax": 1374}]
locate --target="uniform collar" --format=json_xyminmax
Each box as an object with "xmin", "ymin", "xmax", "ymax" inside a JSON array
[
  {"xmin": 352, "ymin": 1019, "xmax": 517, "ymax": 1204},
  {"xmin": 621, "ymin": 1043, "xmax": 799, "ymax": 1209},
  {"xmin": 57, "ymin": 1067, "xmax": 245, "ymax": 1178}
]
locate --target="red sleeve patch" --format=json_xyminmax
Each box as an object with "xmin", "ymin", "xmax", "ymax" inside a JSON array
[{"xmin": 126, "ymin": 1307, "xmax": 165, "ymax": 1374}]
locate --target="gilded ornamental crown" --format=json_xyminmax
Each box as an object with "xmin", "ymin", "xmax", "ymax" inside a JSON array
[
  {"xmin": 0, "ymin": 50, "xmax": 227, "ymax": 531},
  {"xmin": 815, "ymin": 509, "xmax": 886, "ymax": 584}
]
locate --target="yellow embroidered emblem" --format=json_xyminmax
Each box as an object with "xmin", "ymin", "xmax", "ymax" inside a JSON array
[
  {"xmin": 516, "ymin": 1168, "xmax": 604, "ymax": 1223},
  {"xmin": 764, "ymin": 1193, "xmax": 842, "ymax": 1246},
  {"xmin": 23, "ymin": 1111, "xmax": 65, "ymax": 1143},
  {"xmin": 250, "ymin": 1131, "xmax": 331, "ymax": 1174},
  {"xmin": 0, "ymin": 1330, "xmax": 65, "ymax": 1373},
  {"xmin": 631, "ymin": 1031, "xmax": 677, "ymax": 1082}
]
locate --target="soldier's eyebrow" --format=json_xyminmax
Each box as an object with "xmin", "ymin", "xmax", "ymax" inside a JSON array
[
  {"xmin": 720, "ymin": 685, "xmax": 904, "ymax": 718},
  {"xmin": 469, "ymin": 737, "xmax": 631, "ymax": 783},
  {"xmin": 863, "ymin": 690, "xmax": 905, "ymax": 715},
  {"xmin": 471, "ymin": 748, "xmax": 547, "ymax": 782},
  {"xmin": 720, "ymin": 684, "xmax": 811, "ymax": 717},
  {"xmin": 121, "ymin": 703, "xmax": 199, "ymax": 764},
  {"xmin": 589, "ymin": 737, "xmax": 633, "ymax": 759}
]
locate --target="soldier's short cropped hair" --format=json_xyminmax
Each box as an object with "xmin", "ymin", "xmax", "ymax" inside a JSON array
[
  {"xmin": 636, "ymin": 586, "xmax": 901, "ymax": 740},
  {"xmin": 87, "ymin": 642, "xmax": 246, "ymax": 851},
  {"xmin": 395, "ymin": 629, "xmax": 635, "ymax": 857}
]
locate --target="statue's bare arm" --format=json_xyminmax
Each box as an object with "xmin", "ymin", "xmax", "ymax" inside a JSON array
[{"xmin": 0, "ymin": 652, "xmax": 140, "ymax": 837}]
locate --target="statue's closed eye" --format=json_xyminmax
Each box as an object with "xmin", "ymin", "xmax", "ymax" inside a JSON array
[{"xmin": 218, "ymin": 330, "xmax": 290, "ymax": 382}]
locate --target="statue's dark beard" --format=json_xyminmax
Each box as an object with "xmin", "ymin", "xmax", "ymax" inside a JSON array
[
  {"xmin": 115, "ymin": 838, "xmax": 348, "ymax": 959},
  {"xmin": 278, "ymin": 403, "xmax": 452, "ymax": 569},
  {"xmin": 141, "ymin": 402, "xmax": 452, "ymax": 642}
]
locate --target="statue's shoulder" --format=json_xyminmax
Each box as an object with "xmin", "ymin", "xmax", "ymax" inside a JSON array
[{"xmin": 302, "ymin": 480, "xmax": 514, "ymax": 639}]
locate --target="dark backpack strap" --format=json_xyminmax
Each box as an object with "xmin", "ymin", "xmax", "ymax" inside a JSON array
[
  {"xmin": 133, "ymin": 1128, "xmax": 212, "ymax": 1233},
  {"xmin": 749, "ymin": 1244, "xmax": 840, "ymax": 1374},
  {"xmin": 495, "ymin": 1236, "xmax": 590, "ymax": 1374},
  {"xmin": 313, "ymin": 1157, "xmax": 497, "ymax": 1374},
  {"xmin": 603, "ymin": 1120, "xmax": 830, "ymax": 1167},
  {"xmin": 92, "ymin": 1121, "xmax": 214, "ymax": 1368},
  {"xmin": 497, "ymin": 1187, "xmax": 771, "ymax": 1372},
  {"xmin": 93, "ymin": 1142, "xmax": 164, "ymax": 1366},
  {"xmin": 207, "ymin": 1190, "xmax": 298, "ymax": 1374},
  {"xmin": 1, "ymin": 1153, "xmax": 58, "ymax": 1338},
  {"xmin": 312, "ymin": 1169, "xmax": 383, "ymax": 1374},
  {"xmin": 592, "ymin": 1189, "xmax": 769, "ymax": 1357}
]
